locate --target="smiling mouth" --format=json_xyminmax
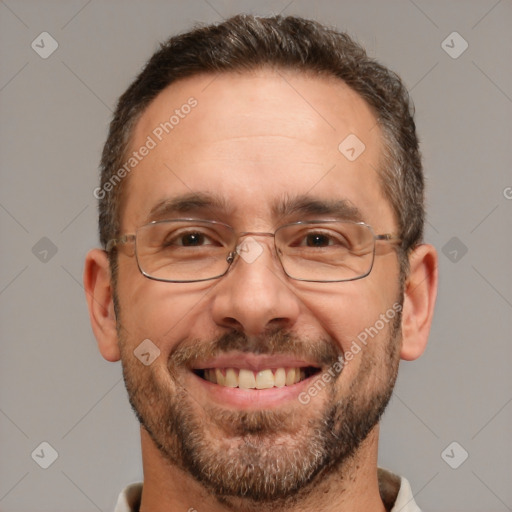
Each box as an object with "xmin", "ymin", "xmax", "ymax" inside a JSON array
[{"xmin": 193, "ymin": 367, "xmax": 321, "ymax": 390}]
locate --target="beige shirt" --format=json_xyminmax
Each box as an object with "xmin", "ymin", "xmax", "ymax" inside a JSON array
[{"xmin": 114, "ymin": 468, "xmax": 421, "ymax": 511}]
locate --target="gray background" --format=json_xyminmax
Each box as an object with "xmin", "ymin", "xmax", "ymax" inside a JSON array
[{"xmin": 0, "ymin": 0, "xmax": 511, "ymax": 510}]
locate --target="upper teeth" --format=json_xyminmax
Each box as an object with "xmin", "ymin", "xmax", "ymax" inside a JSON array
[{"xmin": 203, "ymin": 367, "xmax": 306, "ymax": 389}]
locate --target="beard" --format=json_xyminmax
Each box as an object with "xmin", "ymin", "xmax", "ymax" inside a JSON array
[{"xmin": 117, "ymin": 303, "xmax": 402, "ymax": 508}]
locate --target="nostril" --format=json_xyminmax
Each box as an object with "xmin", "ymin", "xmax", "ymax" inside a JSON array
[
  {"xmin": 267, "ymin": 317, "xmax": 291, "ymax": 330},
  {"xmin": 222, "ymin": 317, "xmax": 244, "ymax": 330}
]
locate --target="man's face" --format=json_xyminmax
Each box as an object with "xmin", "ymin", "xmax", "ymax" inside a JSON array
[{"xmin": 115, "ymin": 70, "xmax": 403, "ymax": 504}]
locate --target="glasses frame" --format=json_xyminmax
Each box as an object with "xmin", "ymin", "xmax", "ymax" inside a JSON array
[{"xmin": 106, "ymin": 218, "xmax": 402, "ymax": 283}]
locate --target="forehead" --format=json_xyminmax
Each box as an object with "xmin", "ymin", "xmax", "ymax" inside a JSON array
[{"xmin": 122, "ymin": 69, "xmax": 394, "ymax": 231}]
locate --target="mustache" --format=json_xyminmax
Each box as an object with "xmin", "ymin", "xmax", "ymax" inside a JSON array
[{"xmin": 169, "ymin": 329, "xmax": 344, "ymax": 370}]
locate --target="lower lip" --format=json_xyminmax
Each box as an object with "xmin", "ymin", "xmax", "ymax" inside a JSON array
[{"xmin": 190, "ymin": 371, "xmax": 315, "ymax": 410}]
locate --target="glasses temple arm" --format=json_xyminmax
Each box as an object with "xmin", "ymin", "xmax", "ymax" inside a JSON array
[{"xmin": 105, "ymin": 234, "xmax": 136, "ymax": 252}]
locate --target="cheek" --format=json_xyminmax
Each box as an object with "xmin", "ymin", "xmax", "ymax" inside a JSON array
[
  {"xmin": 300, "ymin": 284, "xmax": 397, "ymax": 348},
  {"xmin": 296, "ymin": 280, "xmax": 401, "ymax": 385},
  {"xmin": 115, "ymin": 263, "xmax": 214, "ymax": 353}
]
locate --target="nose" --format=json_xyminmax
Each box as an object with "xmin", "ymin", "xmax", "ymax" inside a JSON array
[{"xmin": 210, "ymin": 235, "xmax": 301, "ymax": 336}]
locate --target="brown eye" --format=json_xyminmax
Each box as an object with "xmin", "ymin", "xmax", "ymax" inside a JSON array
[
  {"xmin": 179, "ymin": 233, "xmax": 206, "ymax": 246},
  {"xmin": 297, "ymin": 230, "xmax": 350, "ymax": 249},
  {"xmin": 305, "ymin": 234, "xmax": 331, "ymax": 247}
]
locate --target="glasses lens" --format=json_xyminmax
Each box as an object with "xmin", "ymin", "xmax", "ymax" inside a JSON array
[
  {"xmin": 276, "ymin": 221, "xmax": 375, "ymax": 282},
  {"xmin": 135, "ymin": 220, "xmax": 235, "ymax": 282}
]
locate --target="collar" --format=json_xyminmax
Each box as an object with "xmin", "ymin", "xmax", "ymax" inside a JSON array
[{"xmin": 114, "ymin": 468, "xmax": 421, "ymax": 512}]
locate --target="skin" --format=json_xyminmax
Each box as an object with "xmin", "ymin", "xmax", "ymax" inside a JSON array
[{"xmin": 84, "ymin": 69, "xmax": 438, "ymax": 512}]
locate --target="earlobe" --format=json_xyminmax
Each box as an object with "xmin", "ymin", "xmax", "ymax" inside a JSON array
[
  {"xmin": 83, "ymin": 249, "xmax": 121, "ymax": 362},
  {"xmin": 400, "ymin": 244, "xmax": 438, "ymax": 361}
]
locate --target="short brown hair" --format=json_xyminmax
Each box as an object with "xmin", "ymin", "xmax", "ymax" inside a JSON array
[{"xmin": 98, "ymin": 14, "xmax": 424, "ymax": 276}]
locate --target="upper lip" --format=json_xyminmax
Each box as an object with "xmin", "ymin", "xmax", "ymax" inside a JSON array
[{"xmin": 190, "ymin": 352, "xmax": 321, "ymax": 372}]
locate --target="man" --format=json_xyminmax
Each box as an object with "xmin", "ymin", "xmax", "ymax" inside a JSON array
[{"xmin": 84, "ymin": 14, "xmax": 437, "ymax": 512}]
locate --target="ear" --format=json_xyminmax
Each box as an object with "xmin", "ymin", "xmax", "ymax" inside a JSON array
[
  {"xmin": 83, "ymin": 249, "xmax": 120, "ymax": 362},
  {"xmin": 400, "ymin": 244, "xmax": 438, "ymax": 361}
]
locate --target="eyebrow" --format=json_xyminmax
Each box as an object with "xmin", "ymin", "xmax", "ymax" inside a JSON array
[
  {"xmin": 145, "ymin": 192, "xmax": 232, "ymax": 223},
  {"xmin": 144, "ymin": 192, "xmax": 365, "ymax": 225},
  {"xmin": 272, "ymin": 194, "xmax": 365, "ymax": 223}
]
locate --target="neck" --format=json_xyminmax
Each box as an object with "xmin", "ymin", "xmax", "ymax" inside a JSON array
[{"xmin": 139, "ymin": 426, "xmax": 386, "ymax": 512}]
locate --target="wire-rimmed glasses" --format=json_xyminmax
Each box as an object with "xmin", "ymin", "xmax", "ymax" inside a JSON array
[{"xmin": 106, "ymin": 218, "xmax": 401, "ymax": 283}]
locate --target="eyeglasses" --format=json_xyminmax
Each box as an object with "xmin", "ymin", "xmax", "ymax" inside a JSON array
[{"xmin": 106, "ymin": 218, "xmax": 401, "ymax": 283}]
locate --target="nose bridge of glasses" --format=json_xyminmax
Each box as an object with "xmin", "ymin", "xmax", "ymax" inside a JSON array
[
  {"xmin": 225, "ymin": 231, "xmax": 279, "ymax": 266},
  {"xmin": 237, "ymin": 231, "xmax": 277, "ymax": 254},
  {"xmin": 238, "ymin": 231, "xmax": 275, "ymax": 240}
]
